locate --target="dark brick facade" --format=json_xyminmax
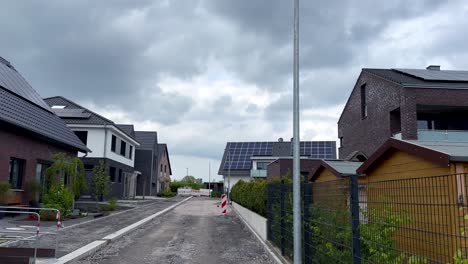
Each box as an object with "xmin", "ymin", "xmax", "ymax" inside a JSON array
[
  {"xmin": 0, "ymin": 126, "xmax": 76, "ymax": 204},
  {"xmin": 338, "ymin": 70, "xmax": 468, "ymax": 159},
  {"xmin": 81, "ymin": 157, "xmax": 134, "ymax": 199},
  {"xmin": 267, "ymin": 159, "xmax": 320, "ymax": 181}
]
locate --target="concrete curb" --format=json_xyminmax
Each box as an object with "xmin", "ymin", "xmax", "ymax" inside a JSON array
[
  {"xmin": 230, "ymin": 205, "xmax": 285, "ymax": 264},
  {"xmin": 54, "ymin": 196, "xmax": 193, "ymax": 263}
]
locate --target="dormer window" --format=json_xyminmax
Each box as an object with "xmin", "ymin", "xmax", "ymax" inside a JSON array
[{"xmin": 51, "ymin": 105, "xmax": 66, "ymax": 109}]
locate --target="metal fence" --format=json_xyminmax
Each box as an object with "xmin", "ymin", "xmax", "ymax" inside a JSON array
[{"xmin": 266, "ymin": 174, "xmax": 468, "ymax": 263}]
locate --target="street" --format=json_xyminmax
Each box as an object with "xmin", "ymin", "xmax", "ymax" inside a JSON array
[{"xmin": 75, "ymin": 198, "xmax": 273, "ymax": 264}]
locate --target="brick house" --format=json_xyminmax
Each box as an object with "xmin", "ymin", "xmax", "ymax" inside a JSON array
[
  {"xmin": 43, "ymin": 96, "xmax": 140, "ymax": 199},
  {"xmin": 156, "ymin": 144, "xmax": 172, "ymax": 193},
  {"xmin": 0, "ymin": 56, "xmax": 88, "ymax": 205},
  {"xmin": 338, "ymin": 66, "xmax": 468, "ymax": 160}
]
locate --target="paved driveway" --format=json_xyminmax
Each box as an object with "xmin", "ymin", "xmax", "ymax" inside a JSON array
[{"xmin": 76, "ymin": 198, "xmax": 273, "ymax": 264}]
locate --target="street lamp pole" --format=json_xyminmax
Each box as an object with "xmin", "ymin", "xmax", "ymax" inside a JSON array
[
  {"xmin": 227, "ymin": 148, "xmax": 231, "ymax": 202},
  {"xmin": 208, "ymin": 162, "xmax": 211, "ymax": 197},
  {"xmin": 186, "ymin": 168, "xmax": 188, "ymax": 177},
  {"xmin": 292, "ymin": 0, "xmax": 301, "ymax": 263}
]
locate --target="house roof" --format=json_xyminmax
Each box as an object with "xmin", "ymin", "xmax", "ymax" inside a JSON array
[
  {"xmin": 0, "ymin": 57, "xmax": 89, "ymax": 153},
  {"xmin": 116, "ymin": 124, "xmax": 135, "ymax": 139},
  {"xmin": 44, "ymin": 96, "xmax": 139, "ymax": 144},
  {"xmin": 157, "ymin": 144, "xmax": 172, "ymax": 175},
  {"xmin": 44, "ymin": 96, "xmax": 114, "ymax": 125},
  {"xmin": 363, "ymin": 68, "xmax": 468, "ymax": 89},
  {"xmin": 356, "ymin": 138, "xmax": 468, "ymax": 174},
  {"xmin": 135, "ymin": 131, "xmax": 158, "ymax": 150},
  {"xmin": 310, "ymin": 160, "xmax": 363, "ymax": 181}
]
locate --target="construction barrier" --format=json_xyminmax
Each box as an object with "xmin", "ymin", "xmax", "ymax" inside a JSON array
[{"xmin": 221, "ymin": 193, "xmax": 227, "ymax": 215}]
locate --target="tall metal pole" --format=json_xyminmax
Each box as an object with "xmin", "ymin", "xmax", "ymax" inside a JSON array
[
  {"xmin": 292, "ymin": 0, "xmax": 301, "ymax": 263},
  {"xmin": 209, "ymin": 162, "xmax": 211, "ymax": 197},
  {"xmin": 227, "ymin": 148, "xmax": 231, "ymax": 202},
  {"xmin": 186, "ymin": 168, "xmax": 188, "ymax": 177}
]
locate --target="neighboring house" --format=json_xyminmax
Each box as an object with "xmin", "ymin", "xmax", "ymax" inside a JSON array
[
  {"xmin": 0, "ymin": 56, "xmax": 88, "ymax": 205},
  {"xmin": 134, "ymin": 131, "xmax": 158, "ymax": 196},
  {"xmin": 354, "ymin": 138, "xmax": 468, "ymax": 262},
  {"xmin": 218, "ymin": 139, "xmax": 337, "ymax": 191},
  {"xmin": 203, "ymin": 182, "xmax": 224, "ymax": 192},
  {"xmin": 156, "ymin": 144, "xmax": 172, "ymax": 192},
  {"xmin": 43, "ymin": 96, "xmax": 140, "ymax": 199},
  {"xmin": 338, "ymin": 65, "xmax": 468, "ymax": 160},
  {"xmin": 267, "ymin": 158, "xmax": 321, "ymax": 181}
]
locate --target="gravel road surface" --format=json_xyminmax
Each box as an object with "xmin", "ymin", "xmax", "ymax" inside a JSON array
[{"xmin": 75, "ymin": 198, "xmax": 273, "ymax": 264}]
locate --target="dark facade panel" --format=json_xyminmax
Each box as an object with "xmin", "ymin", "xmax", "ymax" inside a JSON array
[{"xmin": 134, "ymin": 149, "xmax": 154, "ymax": 196}]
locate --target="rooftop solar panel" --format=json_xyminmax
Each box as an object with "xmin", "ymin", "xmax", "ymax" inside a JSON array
[
  {"xmin": 0, "ymin": 58, "xmax": 52, "ymax": 111},
  {"xmin": 395, "ymin": 69, "xmax": 468, "ymax": 82}
]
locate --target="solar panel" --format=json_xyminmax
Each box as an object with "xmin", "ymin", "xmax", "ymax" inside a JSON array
[
  {"xmin": 223, "ymin": 141, "xmax": 337, "ymax": 170},
  {"xmin": 52, "ymin": 108, "xmax": 91, "ymax": 118},
  {"xmin": 223, "ymin": 142, "xmax": 273, "ymax": 170},
  {"xmin": 395, "ymin": 69, "xmax": 468, "ymax": 82}
]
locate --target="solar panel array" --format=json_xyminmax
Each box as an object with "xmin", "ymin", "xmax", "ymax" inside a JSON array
[
  {"xmin": 223, "ymin": 142, "xmax": 273, "ymax": 170},
  {"xmin": 223, "ymin": 141, "xmax": 336, "ymax": 170},
  {"xmin": 395, "ymin": 69, "xmax": 468, "ymax": 82},
  {"xmin": 293, "ymin": 141, "xmax": 336, "ymax": 158},
  {"xmin": 0, "ymin": 57, "xmax": 52, "ymax": 111},
  {"xmin": 53, "ymin": 108, "xmax": 91, "ymax": 119}
]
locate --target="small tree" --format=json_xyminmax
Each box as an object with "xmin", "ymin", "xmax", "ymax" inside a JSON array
[
  {"xmin": 92, "ymin": 160, "xmax": 111, "ymax": 201},
  {"xmin": 45, "ymin": 153, "xmax": 86, "ymax": 199}
]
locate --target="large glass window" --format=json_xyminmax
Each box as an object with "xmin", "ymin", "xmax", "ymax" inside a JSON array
[
  {"xmin": 74, "ymin": 131, "xmax": 88, "ymax": 145},
  {"xmin": 9, "ymin": 158, "xmax": 25, "ymax": 189},
  {"xmin": 110, "ymin": 167, "xmax": 116, "ymax": 182},
  {"xmin": 111, "ymin": 135, "xmax": 117, "ymax": 152},
  {"xmin": 120, "ymin": 140, "xmax": 126, "ymax": 156},
  {"xmin": 129, "ymin": 146, "xmax": 133, "ymax": 159},
  {"xmin": 256, "ymin": 162, "xmax": 269, "ymax": 170}
]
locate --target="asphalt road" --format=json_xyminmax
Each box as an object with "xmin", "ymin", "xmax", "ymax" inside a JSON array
[
  {"xmin": 9, "ymin": 196, "xmax": 186, "ymax": 257},
  {"xmin": 75, "ymin": 198, "xmax": 273, "ymax": 264}
]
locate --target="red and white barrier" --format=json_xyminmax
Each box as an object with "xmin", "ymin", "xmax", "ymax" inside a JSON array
[{"xmin": 221, "ymin": 194, "xmax": 227, "ymax": 215}]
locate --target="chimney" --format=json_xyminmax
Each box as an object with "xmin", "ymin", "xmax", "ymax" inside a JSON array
[
  {"xmin": 426, "ymin": 65, "xmax": 440, "ymax": 71},
  {"xmin": 278, "ymin": 138, "xmax": 283, "ymax": 142}
]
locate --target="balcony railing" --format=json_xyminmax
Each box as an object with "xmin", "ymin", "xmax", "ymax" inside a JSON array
[
  {"xmin": 250, "ymin": 169, "xmax": 267, "ymax": 178},
  {"xmin": 393, "ymin": 130, "xmax": 468, "ymax": 142}
]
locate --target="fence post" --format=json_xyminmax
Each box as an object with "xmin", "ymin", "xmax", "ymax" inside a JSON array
[
  {"xmin": 303, "ymin": 182, "xmax": 312, "ymax": 262},
  {"xmin": 280, "ymin": 183, "xmax": 285, "ymax": 256},
  {"xmin": 267, "ymin": 184, "xmax": 272, "ymax": 241},
  {"xmin": 350, "ymin": 175, "xmax": 361, "ymax": 264}
]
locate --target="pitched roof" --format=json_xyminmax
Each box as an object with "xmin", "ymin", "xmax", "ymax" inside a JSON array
[
  {"xmin": 0, "ymin": 57, "xmax": 88, "ymax": 152},
  {"xmin": 135, "ymin": 131, "xmax": 158, "ymax": 150},
  {"xmin": 310, "ymin": 160, "xmax": 363, "ymax": 181},
  {"xmin": 116, "ymin": 124, "xmax": 135, "ymax": 139},
  {"xmin": 157, "ymin": 143, "xmax": 172, "ymax": 175},
  {"xmin": 356, "ymin": 138, "xmax": 468, "ymax": 174},
  {"xmin": 44, "ymin": 96, "xmax": 114, "ymax": 125},
  {"xmin": 363, "ymin": 68, "xmax": 468, "ymax": 89}
]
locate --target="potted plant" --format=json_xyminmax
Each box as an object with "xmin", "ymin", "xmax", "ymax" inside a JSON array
[
  {"xmin": 0, "ymin": 181, "xmax": 12, "ymax": 219},
  {"xmin": 26, "ymin": 179, "xmax": 42, "ymax": 208}
]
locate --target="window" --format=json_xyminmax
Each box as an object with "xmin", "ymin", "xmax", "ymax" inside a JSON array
[
  {"xmin": 118, "ymin": 169, "xmax": 122, "ymax": 183},
  {"xmin": 74, "ymin": 131, "xmax": 88, "ymax": 145},
  {"xmin": 35, "ymin": 163, "xmax": 50, "ymax": 196},
  {"xmin": 339, "ymin": 137, "xmax": 343, "ymax": 148},
  {"xmin": 109, "ymin": 167, "xmax": 116, "ymax": 182},
  {"xmin": 160, "ymin": 164, "xmax": 163, "ymax": 172},
  {"xmin": 256, "ymin": 162, "xmax": 269, "ymax": 170},
  {"xmin": 111, "ymin": 135, "xmax": 117, "ymax": 152},
  {"xmin": 360, "ymin": 84, "xmax": 367, "ymax": 119},
  {"xmin": 164, "ymin": 165, "xmax": 167, "ymax": 173},
  {"xmin": 9, "ymin": 158, "xmax": 25, "ymax": 189},
  {"xmin": 129, "ymin": 146, "xmax": 133, "ymax": 159},
  {"xmin": 120, "ymin": 140, "xmax": 127, "ymax": 156},
  {"xmin": 84, "ymin": 164, "xmax": 94, "ymax": 171}
]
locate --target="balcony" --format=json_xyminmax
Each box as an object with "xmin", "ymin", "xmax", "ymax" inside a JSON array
[
  {"xmin": 418, "ymin": 129, "xmax": 468, "ymax": 141},
  {"xmin": 393, "ymin": 130, "xmax": 468, "ymax": 142},
  {"xmin": 250, "ymin": 169, "xmax": 267, "ymax": 178}
]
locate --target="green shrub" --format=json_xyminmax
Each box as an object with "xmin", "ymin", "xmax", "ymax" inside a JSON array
[
  {"xmin": 42, "ymin": 184, "xmax": 74, "ymax": 217},
  {"xmin": 169, "ymin": 180, "xmax": 203, "ymax": 192},
  {"xmin": 158, "ymin": 190, "xmax": 176, "ymax": 197},
  {"xmin": 103, "ymin": 197, "xmax": 118, "ymax": 211},
  {"xmin": 211, "ymin": 191, "xmax": 222, "ymax": 198},
  {"xmin": 230, "ymin": 179, "xmax": 267, "ymax": 217}
]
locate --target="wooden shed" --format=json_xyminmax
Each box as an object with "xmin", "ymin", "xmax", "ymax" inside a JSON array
[
  {"xmin": 357, "ymin": 138, "xmax": 468, "ymax": 262},
  {"xmin": 310, "ymin": 160, "xmax": 363, "ymax": 183}
]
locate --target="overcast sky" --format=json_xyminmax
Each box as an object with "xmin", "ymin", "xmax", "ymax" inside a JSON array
[{"xmin": 1, "ymin": 0, "xmax": 467, "ymax": 181}]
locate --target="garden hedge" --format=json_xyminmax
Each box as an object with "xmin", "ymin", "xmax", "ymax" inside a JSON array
[{"xmin": 230, "ymin": 179, "xmax": 267, "ymax": 217}]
